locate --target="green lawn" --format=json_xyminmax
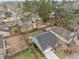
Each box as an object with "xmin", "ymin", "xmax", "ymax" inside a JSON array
[
  {"xmin": 7, "ymin": 50, "xmax": 35, "ymax": 59},
  {"xmin": 31, "ymin": 44, "xmax": 46, "ymax": 59}
]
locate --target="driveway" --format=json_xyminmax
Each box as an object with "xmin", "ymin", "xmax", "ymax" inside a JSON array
[{"xmin": 44, "ymin": 49, "xmax": 59, "ymax": 59}]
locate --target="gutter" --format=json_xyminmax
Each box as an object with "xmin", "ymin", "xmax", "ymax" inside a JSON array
[{"xmin": 49, "ymin": 29, "xmax": 70, "ymax": 44}]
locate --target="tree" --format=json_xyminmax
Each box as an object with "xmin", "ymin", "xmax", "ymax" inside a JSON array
[
  {"xmin": 22, "ymin": 1, "xmax": 32, "ymax": 11},
  {"xmin": 22, "ymin": 0, "xmax": 39, "ymax": 13},
  {"xmin": 37, "ymin": 1, "xmax": 52, "ymax": 22},
  {"xmin": 22, "ymin": 0, "xmax": 53, "ymax": 22}
]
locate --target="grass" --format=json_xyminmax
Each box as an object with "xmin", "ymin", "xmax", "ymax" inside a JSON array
[
  {"xmin": 31, "ymin": 44, "xmax": 46, "ymax": 59},
  {"xmin": 7, "ymin": 50, "xmax": 35, "ymax": 59},
  {"xmin": 54, "ymin": 49, "xmax": 65, "ymax": 59}
]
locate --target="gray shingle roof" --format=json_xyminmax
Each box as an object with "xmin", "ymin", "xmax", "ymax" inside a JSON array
[
  {"xmin": 36, "ymin": 32, "xmax": 58, "ymax": 51},
  {"xmin": 0, "ymin": 54, "xmax": 4, "ymax": 59},
  {"xmin": 51, "ymin": 26, "xmax": 72, "ymax": 41},
  {"xmin": 0, "ymin": 24, "xmax": 10, "ymax": 32},
  {"xmin": 0, "ymin": 34, "xmax": 4, "ymax": 48},
  {"xmin": 0, "ymin": 10, "xmax": 4, "ymax": 14},
  {"xmin": 20, "ymin": 18, "xmax": 30, "ymax": 23},
  {"xmin": 20, "ymin": 18, "xmax": 32, "ymax": 25},
  {"xmin": 0, "ymin": 28, "xmax": 10, "ymax": 32}
]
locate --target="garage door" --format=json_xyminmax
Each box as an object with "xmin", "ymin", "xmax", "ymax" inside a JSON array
[{"xmin": 44, "ymin": 49, "xmax": 59, "ymax": 59}]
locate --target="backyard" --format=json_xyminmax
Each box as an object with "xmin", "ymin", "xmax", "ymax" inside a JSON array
[
  {"xmin": 54, "ymin": 47, "xmax": 66, "ymax": 59},
  {"xmin": 6, "ymin": 30, "xmax": 46, "ymax": 59},
  {"xmin": 24, "ymin": 30, "xmax": 46, "ymax": 59},
  {"xmin": 6, "ymin": 49, "xmax": 35, "ymax": 59},
  {"xmin": 54, "ymin": 40, "xmax": 70, "ymax": 59},
  {"xmin": 5, "ymin": 35, "xmax": 28, "ymax": 56}
]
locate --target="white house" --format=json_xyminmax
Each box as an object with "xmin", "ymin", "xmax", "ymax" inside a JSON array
[
  {"xmin": 48, "ymin": 26, "xmax": 74, "ymax": 44},
  {"xmin": 30, "ymin": 32, "xmax": 59, "ymax": 59}
]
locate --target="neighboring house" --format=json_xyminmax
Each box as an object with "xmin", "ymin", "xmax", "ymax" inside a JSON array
[
  {"xmin": 0, "ymin": 34, "xmax": 6, "ymax": 59},
  {"xmin": 1, "ymin": 10, "xmax": 19, "ymax": 27},
  {"xmin": 18, "ymin": 14, "xmax": 42, "ymax": 32},
  {"xmin": 59, "ymin": 1, "xmax": 79, "ymax": 13},
  {"xmin": 71, "ymin": 31, "xmax": 79, "ymax": 45},
  {"xmin": 0, "ymin": 10, "xmax": 5, "ymax": 19},
  {"xmin": 31, "ymin": 13, "xmax": 43, "ymax": 29},
  {"xmin": 49, "ymin": 26, "xmax": 74, "ymax": 43},
  {"xmin": 48, "ymin": 26, "xmax": 79, "ymax": 46},
  {"xmin": 68, "ymin": 18, "xmax": 79, "ymax": 31},
  {"xmin": 18, "ymin": 18, "xmax": 33, "ymax": 32},
  {"xmin": 2, "ymin": 17, "xmax": 17, "ymax": 27},
  {"xmin": 30, "ymin": 32, "xmax": 59, "ymax": 59},
  {"xmin": 0, "ymin": 25, "xmax": 10, "ymax": 37},
  {"xmin": 72, "ymin": 1, "xmax": 79, "ymax": 10}
]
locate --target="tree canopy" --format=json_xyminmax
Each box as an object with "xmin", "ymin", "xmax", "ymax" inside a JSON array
[
  {"xmin": 22, "ymin": 1, "xmax": 32, "ymax": 11},
  {"xmin": 37, "ymin": 1, "xmax": 53, "ymax": 22},
  {"xmin": 22, "ymin": 0, "xmax": 53, "ymax": 22}
]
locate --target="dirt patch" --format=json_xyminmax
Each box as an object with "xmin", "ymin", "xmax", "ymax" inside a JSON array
[{"xmin": 5, "ymin": 35, "xmax": 29, "ymax": 56}]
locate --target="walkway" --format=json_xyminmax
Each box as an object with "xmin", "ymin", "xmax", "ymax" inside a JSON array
[{"xmin": 44, "ymin": 49, "xmax": 59, "ymax": 59}]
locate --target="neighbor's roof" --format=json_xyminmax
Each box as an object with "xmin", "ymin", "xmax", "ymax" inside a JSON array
[
  {"xmin": 19, "ymin": 18, "xmax": 32, "ymax": 25},
  {"xmin": 0, "ymin": 54, "xmax": 4, "ymax": 59},
  {"xmin": 36, "ymin": 32, "xmax": 58, "ymax": 51},
  {"xmin": 51, "ymin": 26, "xmax": 72, "ymax": 41},
  {"xmin": 0, "ymin": 24, "xmax": 10, "ymax": 32},
  {"xmin": 0, "ymin": 34, "xmax": 4, "ymax": 48},
  {"xmin": 0, "ymin": 10, "xmax": 4, "ymax": 14},
  {"xmin": 0, "ymin": 23, "xmax": 8, "ymax": 29},
  {"xmin": 0, "ymin": 28, "xmax": 10, "ymax": 32}
]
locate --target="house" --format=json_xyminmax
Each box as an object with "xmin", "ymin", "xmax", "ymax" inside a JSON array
[
  {"xmin": 71, "ymin": 1, "xmax": 79, "ymax": 10},
  {"xmin": 30, "ymin": 32, "xmax": 59, "ymax": 59},
  {"xmin": 2, "ymin": 17, "xmax": 17, "ymax": 27},
  {"xmin": 68, "ymin": 18, "xmax": 79, "ymax": 31},
  {"xmin": 31, "ymin": 13, "xmax": 43, "ymax": 29},
  {"xmin": 0, "ymin": 8, "xmax": 21, "ymax": 27},
  {"xmin": 0, "ymin": 24, "xmax": 10, "ymax": 37},
  {"xmin": 0, "ymin": 28, "xmax": 10, "ymax": 37},
  {"xmin": 0, "ymin": 34, "xmax": 6, "ymax": 59},
  {"xmin": 48, "ymin": 26, "xmax": 74, "ymax": 43},
  {"xmin": 71, "ymin": 31, "xmax": 79, "ymax": 46},
  {"xmin": 63, "ymin": 1, "xmax": 79, "ymax": 12},
  {"xmin": 18, "ymin": 18, "xmax": 33, "ymax": 32},
  {"xmin": 0, "ymin": 10, "xmax": 5, "ymax": 19},
  {"xmin": 18, "ymin": 14, "xmax": 43, "ymax": 32},
  {"xmin": 1, "ymin": 10, "xmax": 19, "ymax": 27}
]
